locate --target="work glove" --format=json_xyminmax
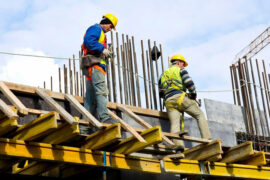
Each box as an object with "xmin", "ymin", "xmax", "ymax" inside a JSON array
[
  {"xmin": 189, "ymin": 92, "xmax": 197, "ymax": 100},
  {"xmin": 102, "ymin": 48, "xmax": 112, "ymax": 57}
]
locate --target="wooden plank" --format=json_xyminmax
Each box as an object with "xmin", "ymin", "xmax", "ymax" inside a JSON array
[
  {"xmin": 117, "ymin": 104, "xmax": 175, "ymax": 146},
  {"xmin": 12, "ymin": 112, "xmax": 58, "ymax": 141},
  {"xmin": 109, "ymin": 109, "xmax": 146, "ymax": 143},
  {"xmin": 65, "ymin": 94, "xmax": 102, "ymax": 128},
  {"xmin": 35, "ymin": 88, "xmax": 77, "ymax": 125},
  {"xmin": 113, "ymin": 126, "xmax": 162, "ymax": 154},
  {"xmin": 81, "ymin": 123, "xmax": 121, "ymax": 150},
  {"xmin": 221, "ymin": 141, "xmax": 254, "ymax": 163},
  {"xmin": 0, "ymin": 81, "xmax": 28, "ymax": 115},
  {"xmin": 238, "ymin": 151, "xmax": 267, "ymax": 166},
  {"xmin": 0, "ymin": 99, "xmax": 19, "ymax": 119},
  {"xmin": 0, "ymin": 113, "xmax": 18, "ymax": 136},
  {"xmin": 4, "ymin": 81, "xmax": 168, "ymax": 119},
  {"xmin": 183, "ymin": 140, "xmax": 223, "ymax": 161}
]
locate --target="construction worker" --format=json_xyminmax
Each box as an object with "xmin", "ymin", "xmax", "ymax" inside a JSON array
[
  {"xmin": 81, "ymin": 14, "xmax": 118, "ymax": 123},
  {"xmin": 159, "ymin": 54, "xmax": 211, "ymax": 151}
]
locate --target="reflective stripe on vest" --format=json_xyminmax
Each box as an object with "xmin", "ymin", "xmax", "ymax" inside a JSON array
[{"xmin": 160, "ymin": 65, "xmax": 186, "ymax": 93}]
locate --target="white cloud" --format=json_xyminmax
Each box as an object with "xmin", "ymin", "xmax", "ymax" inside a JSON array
[{"xmin": 0, "ymin": 48, "xmax": 59, "ymax": 89}]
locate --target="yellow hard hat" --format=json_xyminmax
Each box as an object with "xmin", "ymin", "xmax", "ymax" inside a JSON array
[
  {"xmin": 170, "ymin": 54, "xmax": 188, "ymax": 67},
  {"xmin": 103, "ymin": 14, "xmax": 118, "ymax": 30}
]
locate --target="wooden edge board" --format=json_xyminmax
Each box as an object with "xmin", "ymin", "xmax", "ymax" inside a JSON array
[
  {"xmin": 0, "ymin": 99, "xmax": 19, "ymax": 119},
  {"xmin": 113, "ymin": 126, "xmax": 163, "ymax": 154},
  {"xmin": 0, "ymin": 81, "xmax": 28, "ymax": 115},
  {"xmin": 117, "ymin": 104, "xmax": 175, "ymax": 146},
  {"xmin": 3, "ymin": 81, "xmax": 168, "ymax": 119},
  {"xmin": 64, "ymin": 94, "xmax": 102, "ymax": 128},
  {"xmin": 108, "ymin": 110, "xmax": 146, "ymax": 143},
  {"xmin": 35, "ymin": 88, "xmax": 77, "ymax": 125}
]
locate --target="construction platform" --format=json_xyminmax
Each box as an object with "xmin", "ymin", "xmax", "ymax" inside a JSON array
[{"xmin": 0, "ymin": 81, "xmax": 270, "ymax": 180}]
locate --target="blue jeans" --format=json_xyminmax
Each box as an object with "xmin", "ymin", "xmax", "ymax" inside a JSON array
[{"xmin": 84, "ymin": 67, "xmax": 110, "ymax": 122}]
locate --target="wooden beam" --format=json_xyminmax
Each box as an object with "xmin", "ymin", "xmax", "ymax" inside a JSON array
[
  {"xmin": 183, "ymin": 140, "xmax": 223, "ymax": 161},
  {"xmin": 113, "ymin": 126, "xmax": 162, "ymax": 154},
  {"xmin": 35, "ymin": 88, "xmax": 77, "ymax": 125},
  {"xmin": 0, "ymin": 81, "xmax": 28, "ymax": 115},
  {"xmin": 3, "ymin": 81, "xmax": 168, "ymax": 119},
  {"xmin": 12, "ymin": 112, "xmax": 58, "ymax": 141},
  {"xmin": 221, "ymin": 141, "xmax": 254, "ymax": 163},
  {"xmin": 109, "ymin": 110, "xmax": 146, "ymax": 143},
  {"xmin": 65, "ymin": 94, "xmax": 102, "ymax": 128},
  {"xmin": 117, "ymin": 104, "xmax": 175, "ymax": 146},
  {"xmin": 0, "ymin": 99, "xmax": 19, "ymax": 119},
  {"xmin": 81, "ymin": 123, "xmax": 121, "ymax": 150}
]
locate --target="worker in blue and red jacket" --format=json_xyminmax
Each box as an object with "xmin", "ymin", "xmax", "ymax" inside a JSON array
[{"xmin": 82, "ymin": 14, "xmax": 118, "ymax": 124}]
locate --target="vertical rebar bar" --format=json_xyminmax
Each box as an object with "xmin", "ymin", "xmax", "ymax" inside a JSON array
[
  {"xmin": 148, "ymin": 39, "xmax": 157, "ymax": 110},
  {"xmin": 73, "ymin": 55, "xmax": 77, "ymax": 96},
  {"xmin": 238, "ymin": 60, "xmax": 251, "ymax": 133},
  {"xmin": 106, "ymin": 50, "xmax": 111, "ymax": 102},
  {"xmin": 262, "ymin": 60, "xmax": 270, "ymax": 136},
  {"xmin": 64, "ymin": 64, "xmax": 68, "ymax": 94},
  {"xmin": 132, "ymin": 36, "xmax": 141, "ymax": 107},
  {"xmin": 121, "ymin": 43, "xmax": 128, "ymax": 105},
  {"xmin": 262, "ymin": 72, "xmax": 270, "ymax": 137},
  {"xmin": 58, "ymin": 67, "xmax": 62, "ymax": 93},
  {"xmin": 242, "ymin": 61, "xmax": 254, "ymax": 134},
  {"xmin": 244, "ymin": 58, "xmax": 258, "ymax": 135},
  {"xmin": 110, "ymin": 31, "xmax": 117, "ymax": 103},
  {"xmin": 50, "ymin": 76, "xmax": 53, "ymax": 91},
  {"xmin": 159, "ymin": 44, "xmax": 165, "ymax": 73},
  {"xmin": 232, "ymin": 64, "xmax": 241, "ymax": 105},
  {"xmin": 249, "ymin": 59, "xmax": 265, "ymax": 137},
  {"xmin": 124, "ymin": 42, "xmax": 132, "ymax": 105},
  {"xmin": 116, "ymin": 32, "xmax": 123, "ymax": 104},
  {"xmin": 230, "ymin": 66, "xmax": 236, "ymax": 105},
  {"xmin": 146, "ymin": 50, "xmax": 153, "ymax": 109},
  {"xmin": 256, "ymin": 59, "xmax": 270, "ymax": 136},
  {"xmin": 127, "ymin": 36, "xmax": 136, "ymax": 106},
  {"xmin": 69, "ymin": 59, "xmax": 73, "ymax": 95},
  {"xmin": 154, "ymin": 41, "xmax": 162, "ymax": 110},
  {"xmin": 141, "ymin": 40, "xmax": 149, "ymax": 109}
]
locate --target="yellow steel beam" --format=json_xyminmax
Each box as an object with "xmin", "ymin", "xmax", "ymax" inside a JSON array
[
  {"xmin": 221, "ymin": 141, "xmax": 254, "ymax": 163},
  {"xmin": 0, "ymin": 106, "xmax": 18, "ymax": 136},
  {"xmin": 238, "ymin": 151, "xmax": 267, "ymax": 166},
  {"xmin": 12, "ymin": 112, "xmax": 58, "ymax": 141},
  {"xmin": 41, "ymin": 119, "xmax": 79, "ymax": 145},
  {"xmin": 0, "ymin": 138, "xmax": 161, "ymax": 173},
  {"xmin": 113, "ymin": 126, "xmax": 162, "ymax": 154},
  {"xmin": 14, "ymin": 117, "xmax": 80, "ymax": 175},
  {"xmin": 183, "ymin": 140, "xmax": 223, "ymax": 161},
  {"xmin": 81, "ymin": 123, "xmax": 121, "ymax": 150},
  {"xmin": 164, "ymin": 159, "xmax": 270, "ymax": 179},
  {"xmin": 1, "ymin": 138, "xmax": 270, "ymax": 179}
]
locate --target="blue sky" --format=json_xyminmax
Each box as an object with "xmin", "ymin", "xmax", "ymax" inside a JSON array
[{"xmin": 1, "ymin": 0, "xmax": 270, "ymax": 107}]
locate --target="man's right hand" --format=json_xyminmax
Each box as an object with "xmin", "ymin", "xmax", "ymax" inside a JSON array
[{"xmin": 102, "ymin": 49, "xmax": 112, "ymax": 57}]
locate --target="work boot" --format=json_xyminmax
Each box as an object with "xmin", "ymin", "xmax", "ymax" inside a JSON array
[{"xmin": 103, "ymin": 118, "xmax": 120, "ymax": 124}]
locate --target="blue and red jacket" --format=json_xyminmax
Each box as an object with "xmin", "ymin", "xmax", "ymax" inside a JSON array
[{"xmin": 82, "ymin": 24, "xmax": 107, "ymax": 80}]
